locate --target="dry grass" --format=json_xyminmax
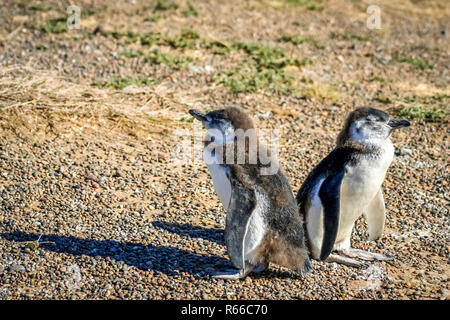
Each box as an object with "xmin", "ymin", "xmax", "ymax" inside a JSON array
[
  {"xmin": 0, "ymin": 65, "xmax": 195, "ymax": 140},
  {"xmin": 298, "ymin": 82, "xmax": 343, "ymax": 101}
]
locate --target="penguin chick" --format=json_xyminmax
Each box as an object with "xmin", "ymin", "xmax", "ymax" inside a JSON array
[
  {"xmin": 296, "ymin": 107, "xmax": 410, "ymax": 268},
  {"xmin": 189, "ymin": 107, "xmax": 311, "ymax": 279}
]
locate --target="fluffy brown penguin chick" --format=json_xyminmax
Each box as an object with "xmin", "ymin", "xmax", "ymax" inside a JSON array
[{"xmin": 189, "ymin": 107, "xmax": 312, "ymax": 279}]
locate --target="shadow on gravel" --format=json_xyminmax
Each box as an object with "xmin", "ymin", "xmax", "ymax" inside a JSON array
[
  {"xmin": 150, "ymin": 221, "xmax": 307, "ymax": 279},
  {"xmin": 0, "ymin": 231, "xmax": 231, "ymax": 278},
  {"xmin": 152, "ymin": 221, "xmax": 224, "ymax": 245}
]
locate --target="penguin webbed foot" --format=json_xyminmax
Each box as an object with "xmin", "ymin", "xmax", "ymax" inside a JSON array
[
  {"xmin": 326, "ymin": 254, "xmax": 369, "ymax": 268},
  {"xmin": 211, "ymin": 265, "xmax": 254, "ymax": 280},
  {"xmin": 252, "ymin": 262, "xmax": 268, "ymax": 273},
  {"xmin": 341, "ymin": 248, "xmax": 395, "ymax": 262},
  {"xmin": 211, "ymin": 269, "xmax": 246, "ymax": 280},
  {"xmin": 325, "ymin": 249, "xmax": 394, "ymax": 268},
  {"xmin": 295, "ymin": 257, "xmax": 313, "ymax": 277},
  {"xmin": 210, "ymin": 259, "xmax": 272, "ymax": 280}
]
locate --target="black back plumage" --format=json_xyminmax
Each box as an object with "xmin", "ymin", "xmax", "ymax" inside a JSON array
[{"xmin": 226, "ymin": 159, "xmax": 311, "ymax": 273}]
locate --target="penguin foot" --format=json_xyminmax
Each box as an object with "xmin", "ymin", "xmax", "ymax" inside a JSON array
[
  {"xmin": 211, "ymin": 268, "xmax": 250, "ymax": 280},
  {"xmin": 326, "ymin": 254, "xmax": 369, "ymax": 268},
  {"xmin": 252, "ymin": 263, "xmax": 268, "ymax": 273},
  {"xmin": 341, "ymin": 249, "xmax": 395, "ymax": 262}
]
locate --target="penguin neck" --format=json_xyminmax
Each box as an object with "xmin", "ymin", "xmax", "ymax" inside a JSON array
[
  {"xmin": 203, "ymin": 137, "xmax": 266, "ymax": 167},
  {"xmin": 203, "ymin": 140, "xmax": 235, "ymax": 167},
  {"xmin": 338, "ymin": 137, "xmax": 393, "ymax": 157}
]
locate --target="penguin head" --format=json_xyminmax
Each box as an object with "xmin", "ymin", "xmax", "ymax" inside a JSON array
[
  {"xmin": 189, "ymin": 107, "xmax": 254, "ymax": 144},
  {"xmin": 337, "ymin": 107, "xmax": 410, "ymax": 147}
]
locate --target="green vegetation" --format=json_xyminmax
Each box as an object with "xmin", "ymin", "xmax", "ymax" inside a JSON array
[
  {"xmin": 35, "ymin": 44, "xmax": 48, "ymax": 51},
  {"xmin": 154, "ymin": 0, "xmax": 179, "ymax": 11},
  {"xmin": 145, "ymin": 50, "xmax": 193, "ymax": 70},
  {"xmin": 373, "ymin": 97, "xmax": 391, "ymax": 104},
  {"xmin": 217, "ymin": 67, "xmax": 296, "ymax": 94},
  {"xmin": 81, "ymin": 8, "xmax": 96, "ymax": 18},
  {"xmin": 396, "ymin": 95, "xmax": 448, "ymax": 121},
  {"xmin": 95, "ymin": 28, "xmax": 324, "ymax": 96},
  {"xmin": 300, "ymin": 77, "xmax": 313, "ymax": 84},
  {"xmin": 217, "ymin": 42, "xmax": 312, "ymax": 94},
  {"xmin": 233, "ymin": 42, "xmax": 312, "ymax": 69},
  {"xmin": 398, "ymin": 106, "xmax": 446, "ymax": 121},
  {"xmin": 107, "ymin": 29, "xmax": 231, "ymax": 56},
  {"xmin": 345, "ymin": 35, "xmax": 369, "ymax": 42},
  {"xmin": 36, "ymin": 10, "xmax": 94, "ymax": 34},
  {"xmin": 401, "ymin": 94, "xmax": 449, "ymax": 105},
  {"xmin": 38, "ymin": 16, "xmax": 67, "ymax": 34},
  {"xmin": 111, "ymin": 30, "xmax": 203, "ymax": 49},
  {"xmin": 120, "ymin": 50, "xmax": 144, "ymax": 58},
  {"xmin": 19, "ymin": 235, "xmax": 55, "ymax": 254},
  {"xmin": 111, "ymin": 31, "xmax": 136, "ymax": 40},
  {"xmin": 183, "ymin": 2, "xmax": 198, "ymax": 17},
  {"xmin": 369, "ymin": 76, "xmax": 386, "ymax": 83},
  {"xmin": 395, "ymin": 56, "xmax": 434, "ymax": 70},
  {"xmin": 118, "ymin": 47, "xmax": 194, "ymax": 70},
  {"xmin": 282, "ymin": 0, "xmax": 324, "ymax": 11},
  {"xmin": 431, "ymin": 94, "xmax": 450, "ymax": 102},
  {"xmin": 111, "ymin": 31, "xmax": 161, "ymax": 46},
  {"xmin": 91, "ymin": 77, "xmax": 157, "ymax": 90},
  {"xmin": 26, "ymin": 2, "xmax": 51, "ymax": 11},
  {"xmin": 145, "ymin": 14, "xmax": 161, "ymax": 23},
  {"xmin": 331, "ymin": 33, "xmax": 369, "ymax": 42},
  {"xmin": 208, "ymin": 41, "xmax": 231, "ymax": 55},
  {"xmin": 166, "ymin": 30, "xmax": 201, "ymax": 49},
  {"xmin": 279, "ymin": 34, "xmax": 325, "ymax": 49}
]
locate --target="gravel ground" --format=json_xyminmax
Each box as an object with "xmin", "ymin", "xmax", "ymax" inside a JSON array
[{"xmin": 0, "ymin": 0, "xmax": 448, "ymax": 299}]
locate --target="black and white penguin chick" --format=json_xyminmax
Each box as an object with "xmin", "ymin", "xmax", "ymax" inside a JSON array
[
  {"xmin": 189, "ymin": 107, "xmax": 311, "ymax": 280},
  {"xmin": 296, "ymin": 107, "xmax": 410, "ymax": 268}
]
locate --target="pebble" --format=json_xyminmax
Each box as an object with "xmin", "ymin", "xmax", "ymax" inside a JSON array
[
  {"xmin": 8, "ymin": 263, "xmax": 26, "ymax": 274},
  {"xmin": 400, "ymin": 148, "xmax": 413, "ymax": 157}
]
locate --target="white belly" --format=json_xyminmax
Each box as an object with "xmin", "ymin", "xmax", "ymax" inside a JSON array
[
  {"xmin": 204, "ymin": 148, "xmax": 232, "ymax": 210},
  {"xmin": 335, "ymin": 152, "xmax": 393, "ymax": 245},
  {"xmin": 243, "ymin": 190, "xmax": 268, "ymax": 258}
]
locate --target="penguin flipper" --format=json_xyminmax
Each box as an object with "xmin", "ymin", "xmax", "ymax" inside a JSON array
[
  {"xmin": 318, "ymin": 169, "xmax": 345, "ymax": 261},
  {"xmin": 225, "ymin": 183, "xmax": 257, "ymax": 270},
  {"xmin": 364, "ymin": 189, "xmax": 386, "ymax": 241}
]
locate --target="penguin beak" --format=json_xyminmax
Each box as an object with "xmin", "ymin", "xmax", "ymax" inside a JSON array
[
  {"xmin": 387, "ymin": 118, "xmax": 411, "ymax": 130},
  {"xmin": 189, "ymin": 109, "xmax": 207, "ymax": 123}
]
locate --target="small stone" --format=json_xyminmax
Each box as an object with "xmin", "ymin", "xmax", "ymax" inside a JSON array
[
  {"xmin": 8, "ymin": 263, "xmax": 25, "ymax": 273},
  {"xmin": 0, "ymin": 287, "xmax": 10, "ymax": 299},
  {"xmin": 400, "ymin": 148, "xmax": 413, "ymax": 156}
]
